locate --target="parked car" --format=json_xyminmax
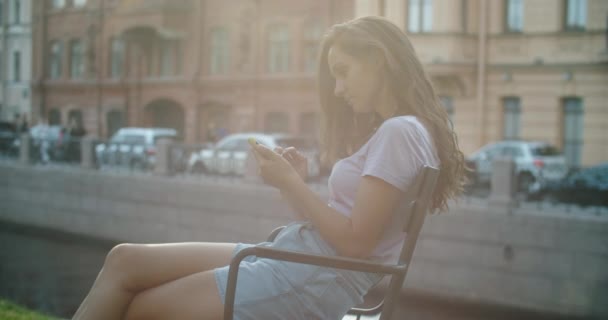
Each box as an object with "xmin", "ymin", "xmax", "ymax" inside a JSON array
[
  {"xmin": 95, "ymin": 127, "xmax": 179, "ymax": 170},
  {"xmin": 0, "ymin": 121, "xmax": 18, "ymax": 155},
  {"xmin": 188, "ymin": 133, "xmax": 321, "ymax": 179},
  {"xmin": 466, "ymin": 140, "xmax": 569, "ymax": 194},
  {"xmin": 538, "ymin": 162, "xmax": 608, "ymax": 207}
]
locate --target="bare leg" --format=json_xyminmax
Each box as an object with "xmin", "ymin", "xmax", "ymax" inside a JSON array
[
  {"xmin": 72, "ymin": 242, "xmax": 236, "ymax": 320},
  {"xmin": 124, "ymin": 270, "xmax": 223, "ymax": 320}
]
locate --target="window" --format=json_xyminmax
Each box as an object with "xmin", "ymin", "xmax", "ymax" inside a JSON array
[
  {"xmin": 49, "ymin": 40, "xmax": 63, "ymax": 79},
  {"xmin": 264, "ymin": 112, "xmax": 289, "ymax": 133},
  {"xmin": 106, "ymin": 110, "xmax": 124, "ymax": 138},
  {"xmin": 268, "ymin": 24, "xmax": 290, "ymax": 73},
  {"xmin": 303, "ymin": 22, "xmax": 322, "ymax": 72},
  {"xmin": 530, "ymin": 145, "xmax": 562, "ymax": 157},
  {"xmin": 70, "ymin": 39, "xmax": 85, "ymax": 79},
  {"xmin": 564, "ymin": 0, "xmax": 586, "ymax": 31},
  {"xmin": 210, "ymin": 27, "xmax": 230, "ymax": 74},
  {"xmin": 13, "ymin": 51, "xmax": 21, "ymax": 82},
  {"xmin": 562, "ymin": 97, "xmax": 584, "ymax": 167},
  {"xmin": 502, "ymin": 146, "xmax": 524, "ymax": 159},
  {"xmin": 439, "ymin": 96, "xmax": 454, "ymax": 125},
  {"xmin": 502, "ymin": 97, "xmax": 521, "ymax": 140},
  {"xmin": 299, "ymin": 112, "xmax": 319, "ymax": 135},
  {"xmin": 505, "ymin": 0, "xmax": 523, "ymax": 32},
  {"xmin": 160, "ymin": 40, "xmax": 180, "ymax": 76},
  {"xmin": 408, "ymin": 0, "xmax": 433, "ymax": 33},
  {"xmin": 51, "ymin": 0, "xmax": 66, "ymax": 9},
  {"xmin": 48, "ymin": 108, "xmax": 61, "ymax": 125},
  {"xmin": 73, "ymin": 0, "xmax": 87, "ymax": 7},
  {"xmin": 461, "ymin": 0, "xmax": 468, "ymax": 32},
  {"xmin": 109, "ymin": 37, "xmax": 124, "ymax": 78},
  {"xmin": 13, "ymin": 0, "xmax": 20, "ymax": 24}
]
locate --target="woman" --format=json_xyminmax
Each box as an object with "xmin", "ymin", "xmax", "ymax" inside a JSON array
[{"xmin": 72, "ymin": 16, "xmax": 466, "ymax": 320}]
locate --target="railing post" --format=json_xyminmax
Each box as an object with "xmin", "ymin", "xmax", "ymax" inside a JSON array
[
  {"xmin": 19, "ymin": 133, "xmax": 31, "ymax": 165},
  {"xmin": 154, "ymin": 138, "xmax": 172, "ymax": 176},
  {"xmin": 81, "ymin": 137, "xmax": 97, "ymax": 169},
  {"xmin": 488, "ymin": 156, "xmax": 518, "ymax": 210}
]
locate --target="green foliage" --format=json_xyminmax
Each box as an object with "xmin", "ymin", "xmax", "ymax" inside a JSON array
[{"xmin": 0, "ymin": 300, "xmax": 58, "ymax": 320}]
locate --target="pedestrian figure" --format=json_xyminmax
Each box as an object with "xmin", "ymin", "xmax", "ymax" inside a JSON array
[
  {"xmin": 30, "ymin": 117, "xmax": 50, "ymax": 164},
  {"xmin": 67, "ymin": 117, "xmax": 87, "ymax": 162}
]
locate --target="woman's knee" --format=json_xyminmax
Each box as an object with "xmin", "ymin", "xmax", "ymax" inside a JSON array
[{"xmin": 103, "ymin": 243, "xmax": 142, "ymax": 289}]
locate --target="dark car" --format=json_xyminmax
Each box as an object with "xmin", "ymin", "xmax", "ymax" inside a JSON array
[
  {"xmin": 0, "ymin": 121, "xmax": 18, "ymax": 155},
  {"xmin": 539, "ymin": 163, "xmax": 608, "ymax": 207}
]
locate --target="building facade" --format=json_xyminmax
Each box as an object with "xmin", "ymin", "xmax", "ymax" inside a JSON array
[
  {"xmin": 30, "ymin": 0, "xmax": 353, "ymax": 142},
  {"xmin": 0, "ymin": 0, "xmax": 33, "ymax": 123},
  {"xmin": 358, "ymin": 0, "xmax": 608, "ymax": 167}
]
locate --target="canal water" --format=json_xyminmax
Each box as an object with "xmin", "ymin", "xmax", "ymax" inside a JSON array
[{"xmin": 0, "ymin": 222, "xmax": 577, "ymax": 320}]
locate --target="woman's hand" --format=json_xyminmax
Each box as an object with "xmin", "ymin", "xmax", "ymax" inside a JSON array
[
  {"xmin": 249, "ymin": 140, "xmax": 302, "ymax": 190},
  {"xmin": 273, "ymin": 146, "xmax": 308, "ymax": 181}
]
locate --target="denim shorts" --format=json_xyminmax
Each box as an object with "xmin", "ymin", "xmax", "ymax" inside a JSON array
[{"xmin": 214, "ymin": 222, "xmax": 383, "ymax": 320}]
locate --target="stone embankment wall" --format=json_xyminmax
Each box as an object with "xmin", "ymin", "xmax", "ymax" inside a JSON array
[{"xmin": 0, "ymin": 162, "xmax": 606, "ymax": 318}]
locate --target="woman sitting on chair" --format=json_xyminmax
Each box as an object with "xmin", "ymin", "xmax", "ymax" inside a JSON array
[{"xmin": 72, "ymin": 16, "xmax": 466, "ymax": 320}]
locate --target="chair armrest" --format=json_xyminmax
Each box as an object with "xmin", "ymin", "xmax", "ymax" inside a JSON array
[
  {"xmin": 347, "ymin": 301, "xmax": 384, "ymax": 316},
  {"xmin": 223, "ymin": 245, "xmax": 406, "ymax": 320},
  {"xmin": 266, "ymin": 226, "xmax": 285, "ymax": 242},
  {"xmin": 248, "ymin": 246, "xmax": 405, "ymax": 274}
]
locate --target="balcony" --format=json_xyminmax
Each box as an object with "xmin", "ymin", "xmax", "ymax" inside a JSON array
[
  {"xmin": 115, "ymin": 0, "xmax": 193, "ymax": 14},
  {"xmin": 487, "ymin": 31, "xmax": 607, "ymax": 66}
]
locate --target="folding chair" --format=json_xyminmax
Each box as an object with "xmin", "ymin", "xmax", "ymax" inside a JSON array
[{"xmin": 223, "ymin": 165, "xmax": 440, "ymax": 320}]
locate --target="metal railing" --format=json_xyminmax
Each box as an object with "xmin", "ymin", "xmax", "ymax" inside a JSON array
[{"xmin": 4, "ymin": 134, "xmax": 605, "ymax": 211}]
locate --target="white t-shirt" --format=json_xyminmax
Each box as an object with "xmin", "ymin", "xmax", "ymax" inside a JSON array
[{"xmin": 327, "ymin": 116, "xmax": 439, "ymax": 262}]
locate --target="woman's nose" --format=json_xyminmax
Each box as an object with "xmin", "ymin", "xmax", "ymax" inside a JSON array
[{"xmin": 334, "ymin": 79, "xmax": 344, "ymax": 97}]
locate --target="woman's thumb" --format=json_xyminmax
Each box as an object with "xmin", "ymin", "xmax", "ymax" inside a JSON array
[{"xmin": 253, "ymin": 144, "xmax": 277, "ymax": 159}]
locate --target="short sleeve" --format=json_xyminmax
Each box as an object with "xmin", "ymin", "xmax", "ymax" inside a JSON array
[{"xmin": 362, "ymin": 117, "xmax": 436, "ymax": 192}]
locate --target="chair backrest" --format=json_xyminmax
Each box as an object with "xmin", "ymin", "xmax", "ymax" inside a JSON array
[
  {"xmin": 379, "ymin": 165, "xmax": 439, "ymax": 320},
  {"xmin": 396, "ymin": 165, "xmax": 440, "ymax": 266}
]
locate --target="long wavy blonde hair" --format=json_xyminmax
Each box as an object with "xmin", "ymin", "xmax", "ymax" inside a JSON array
[{"xmin": 317, "ymin": 16, "xmax": 467, "ymax": 213}]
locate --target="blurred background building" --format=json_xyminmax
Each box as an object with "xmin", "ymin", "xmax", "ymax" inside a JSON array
[
  {"xmin": 0, "ymin": 0, "xmax": 32, "ymax": 124},
  {"xmin": 28, "ymin": 0, "xmax": 352, "ymax": 143},
  {"xmin": 358, "ymin": 0, "xmax": 607, "ymax": 167},
  {"xmin": 1, "ymin": 0, "xmax": 604, "ymax": 168}
]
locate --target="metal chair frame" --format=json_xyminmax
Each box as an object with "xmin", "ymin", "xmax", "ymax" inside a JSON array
[{"xmin": 223, "ymin": 166, "xmax": 440, "ymax": 320}]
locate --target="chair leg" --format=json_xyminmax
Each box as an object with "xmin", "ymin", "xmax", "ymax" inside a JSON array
[{"xmin": 223, "ymin": 247, "xmax": 258, "ymax": 320}]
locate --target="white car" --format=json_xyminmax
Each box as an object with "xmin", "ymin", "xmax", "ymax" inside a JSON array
[
  {"xmin": 96, "ymin": 127, "xmax": 179, "ymax": 170},
  {"xmin": 467, "ymin": 140, "xmax": 569, "ymax": 193},
  {"xmin": 188, "ymin": 133, "xmax": 320, "ymax": 179}
]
